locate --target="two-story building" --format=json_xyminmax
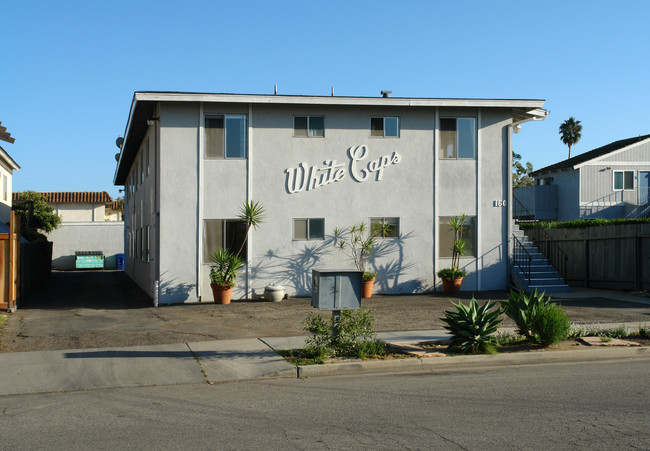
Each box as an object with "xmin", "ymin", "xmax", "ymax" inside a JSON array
[{"xmin": 113, "ymin": 91, "xmax": 547, "ymax": 305}]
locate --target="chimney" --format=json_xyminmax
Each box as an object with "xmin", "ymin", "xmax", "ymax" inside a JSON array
[{"xmin": 381, "ymin": 90, "xmax": 392, "ymax": 98}]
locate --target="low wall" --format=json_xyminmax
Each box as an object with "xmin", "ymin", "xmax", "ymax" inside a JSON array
[
  {"xmin": 524, "ymin": 223, "xmax": 650, "ymax": 290},
  {"xmin": 46, "ymin": 222, "xmax": 124, "ymax": 270}
]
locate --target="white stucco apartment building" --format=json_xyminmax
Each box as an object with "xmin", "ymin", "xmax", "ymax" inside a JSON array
[{"xmin": 114, "ymin": 91, "xmax": 547, "ymax": 305}]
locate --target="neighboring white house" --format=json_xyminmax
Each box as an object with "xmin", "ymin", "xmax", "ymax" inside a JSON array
[
  {"xmin": 13, "ymin": 191, "xmax": 124, "ymax": 222},
  {"xmin": 113, "ymin": 91, "xmax": 548, "ymax": 305},
  {"xmin": 0, "ymin": 122, "xmax": 20, "ymax": 224},
  {"xmin": 515, "ymin": 134, "xmax": 650, "ymax": 221}
]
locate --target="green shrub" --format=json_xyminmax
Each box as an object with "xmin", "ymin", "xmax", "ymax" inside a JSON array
[
  {"xmin": 638, "ymin": 326, "xmax": 650, "ymax": 338},
  {"xmin": 441, "ymin": 297, "xmax": 502, "ymax": 354},
  {"xmin": 302, "ymin": 308, "xmax": 384, "ymax": 359},
  {"xmin": 530, "ymin": 303, "xmax": 571, "ymax": 347},
  {"xmin": 518, "ymin": 217, "xmax": 650, "ymax": 229},
  {"xmin": 500, "ymin": 289, "xmax": 551, "ymax": 339}
]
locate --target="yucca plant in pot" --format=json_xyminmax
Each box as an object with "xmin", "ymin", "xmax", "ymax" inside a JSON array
[
  {"xmin": 209, "ymin": 249, "xmax": 245, "ymax": 304},
  {"xmin": 333, "ymin": 222, "xmax": 391, "ymax": 298},
  {"xmin": 437, "ymin": 214, "xmax": 469, "ymax": 295},
  {"xmin": 209, "ymin": 200, "xmax": 265, "ymax": 304}
]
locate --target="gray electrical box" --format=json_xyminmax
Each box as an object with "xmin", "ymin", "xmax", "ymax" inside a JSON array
[{"xmin": 311, "ymin": 269, "xmax": 362, "ymax": 310}]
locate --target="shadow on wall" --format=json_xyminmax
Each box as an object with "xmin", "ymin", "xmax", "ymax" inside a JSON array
[
  {"xmin": 253, "ymin": 229, "xmax": 426, "ymax": 296},
  {"xmin": 159, "ymin": 271, "xmax": 195, "ymax": 304},
  {"xmin": 251, "ymin": 239, "xmax": 333, "ymax": 296}
]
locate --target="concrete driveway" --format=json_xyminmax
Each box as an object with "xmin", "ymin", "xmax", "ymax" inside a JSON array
[{"xmin": 1, "ymin": 270, "xmax": 649, "ymax": 352}]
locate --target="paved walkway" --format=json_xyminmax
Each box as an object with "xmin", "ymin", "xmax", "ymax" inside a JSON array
[{"xmin": 0, "ymin": 286, "xmax": 648, "ymax": 396}]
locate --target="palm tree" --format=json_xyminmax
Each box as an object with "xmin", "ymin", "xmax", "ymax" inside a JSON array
[
  {"xmin": 235, "ymin": 200, "xmax": 265, "ymax": 258},
  {"xmin": 559, "ymin": 117, "xmax": 582, "ymax": 159}
]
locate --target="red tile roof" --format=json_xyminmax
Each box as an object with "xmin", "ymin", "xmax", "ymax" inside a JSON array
[
  {"xmin": 13, "ymin": 191, "xmax": 113, "ymax": 204},
  {"xmin": 108, "ymin": 199, "xmax": 124, "ymax": 210}
]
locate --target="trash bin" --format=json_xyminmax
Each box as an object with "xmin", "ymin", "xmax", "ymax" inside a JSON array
[
  {"xmin": 75, "ymin": 251, "xmax": 105, "ymax": 270},
  {"xmin": 116, "ymin": 253, "xmax": 125, "ymax": 270}
]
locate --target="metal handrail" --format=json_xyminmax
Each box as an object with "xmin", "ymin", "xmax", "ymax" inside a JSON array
[
  {"xmin": 512, "ymin": 234, "xmax": 532, "ymax": 284},
  {"xmin": 513, "ymin": 196, "xmax": 569, "ymax": 281}
]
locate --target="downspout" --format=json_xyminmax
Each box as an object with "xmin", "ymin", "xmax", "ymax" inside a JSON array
[
  {"xmin": 197, "ymin": 102, "xmax": 204, "ymax": 301},
  {"xmin": 246, "ymin": 103, "xmax": 253, "ymax": 298},
  {"xmin": 506, "ymin": 124, "xmax": 513, "ymax": 284}
]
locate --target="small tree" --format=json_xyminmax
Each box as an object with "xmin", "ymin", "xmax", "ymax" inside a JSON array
[
  {"xmin": 12, "ymin": 191, "xmax": 61, "ymax": 242},
  {"xmin": 437, "ymin": 214, "xmax": 469, "ymax": 281},
  {"xmin": 559, "ymin": 117, "xmax": 582, "ymax": 159},
  {"xmin": 513, "ymin": 152, "xmax": 534, "ymax": 187},
  {"xmin": 333, "ymin": 222, "xmax": 390, "ymax": 278}
]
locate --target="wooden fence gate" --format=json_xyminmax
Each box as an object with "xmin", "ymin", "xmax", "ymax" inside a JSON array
[{"xmin": 0, "ymin": 211, "xmax": 20, "ymax": 310}]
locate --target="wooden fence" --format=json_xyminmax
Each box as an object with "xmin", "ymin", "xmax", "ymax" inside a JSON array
[
  {"xmin": 0, "ymin": 212, "xmax": 20, "ymax": 310},
  {"xmin": 523, "ymin": 223, "xmax": 650, "ymax": 291}
]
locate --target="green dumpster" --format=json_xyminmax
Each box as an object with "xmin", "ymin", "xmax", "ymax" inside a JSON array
[{"xmin": 75, "ymin": 251, "xmax": 105, "ymax": 270}]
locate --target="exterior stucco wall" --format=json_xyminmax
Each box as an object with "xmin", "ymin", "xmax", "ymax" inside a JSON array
[
  {"xmin": 47, "ymin": 222, "xmax": 124, "ymax": 270},
  {"xmin": 535, "ymin": 169, "xmax": 580, "ymax": 221},
  {"xmin": 53, "ymin": 203, "xmax": 105, "ymax": 222},
  {"xmin": 0, "ymin": 164, "xmax": 12, "ymax": 224},
  {"xmin": 120, "ymin": 100, "xmax": 523, "ymax": 304}
]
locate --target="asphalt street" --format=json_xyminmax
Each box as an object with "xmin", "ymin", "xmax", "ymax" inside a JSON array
[{"xmin": 1, "ymin": 358, "xmax": 648, "ymax": 450}]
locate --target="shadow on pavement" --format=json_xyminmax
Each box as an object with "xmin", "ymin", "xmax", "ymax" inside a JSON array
[{"xmin": 20, "ymin": 270, "xmax": 152, "ymax": 310}]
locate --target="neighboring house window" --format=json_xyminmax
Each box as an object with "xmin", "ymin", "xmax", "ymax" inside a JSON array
[
  {"xmin": 293, "ymin": 218, "xmax": 325, "ymax": 240},
  {"xmin": 293, "ymin": 116, "xmax": 324, "ymax": 137},
  {"xmin": 370, "ymin": 217, "xmax": 400, "ymax": 238},
  {"xmin": 2, "ymin": 175, "xmax": 6, "ymax": 202},
  {"xmin": 205, "ymin": 115, "xmax": 248, "ymax": 158},
  {"xmin": 537, "ymin": 177, "xmax": 553, "ymax": 185},
  {"xmin": 613, "ymin": 170, "xmax": 634, "ymax": 190},
  {"xmin": 439, "ymin": 216, "xmax": 476, "ymax": 257},
  {"xmin": 203, "ymin": 219, "xmax": 247, "ymax": 264},
  {"xmin": 371, "ymin": 117, "xmax": 399, "ymax": 137},
  {"xmin": 439, "ymin": 117, "xmax": 477, "ymax": 159},
  {"xmin": 145, "ymin": 225, "xmax": 150, "ymax": 263}
]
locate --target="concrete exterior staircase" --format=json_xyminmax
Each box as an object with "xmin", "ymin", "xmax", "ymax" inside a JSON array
[{"xmin": 511, "ymin": 225, "xmax": 570, "ymax": 293}]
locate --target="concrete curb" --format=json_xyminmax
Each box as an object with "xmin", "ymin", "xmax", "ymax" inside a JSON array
[{"xmin": 296, "ymin": 346, "xmax": 650, "ymax": 378}]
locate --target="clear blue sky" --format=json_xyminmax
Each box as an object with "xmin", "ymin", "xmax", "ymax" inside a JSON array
[{"xmin": 3, "ymin": 0, "xmax": 649, "ymax": 199}]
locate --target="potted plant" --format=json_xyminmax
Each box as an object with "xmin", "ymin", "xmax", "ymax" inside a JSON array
[
  {"xmin": 334, "ymin": 222, "xmax": 390, "ymax": 298},
  {"xmin": 437, "ymin": 214, "xmax": 469, "ymax": 295},
  {"xmin": 210, "ymin": 249, "xmax": 245, "ymax": 304},
  {"xmin": 209, "ymin": 200, "xmax": 265, "ymax": 304}
]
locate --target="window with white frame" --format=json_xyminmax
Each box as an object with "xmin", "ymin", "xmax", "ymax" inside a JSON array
[
  {"xmin": 439, "ymin": 216, "xmax": 476, "ymax": 257},
  {"xmin": 293, "ymin": 116, "xmax": 324, "ymax": 137},
  {"xmin": 370, "ymin": 217, "xmax": 400, "ymax": 238},
  {"xmin": 293, "ymin": 218, "xmax": 325, "ymax": 240},
  {"xmin": 2, "ymin": 175, "xmax": 6, "ymax": 202},
  {"xmin": 371, "ymin": 117, "xmax": 399, "ymax": 138},
  {"xmin": 203, "ymin": 219, "xmax": 248, "ymax": 264},
  {"xmin": 439, "ymin": 117, "xmax": 477, "ymax": 159},
  {"xmin": 205, "ymin": 115, "xmax": 248, "ymax": 158},
  {"xmin": 613, "ymin": 170, "xmax": 634, "ymax": 190}
]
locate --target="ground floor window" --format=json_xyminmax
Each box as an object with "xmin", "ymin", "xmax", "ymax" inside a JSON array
[
  {"xmin": 293, "ymin": 218, "xmax": 325, "ymax": 240},
  {"xmin": 370, "ymin": 217, "xmax": 400, "ymax": 238},
  {"xmin": 439, "ymin": 216, "xmax": 476, "ymax": 257},
  {"xmin": 613, "ymin": 170, "xmax": 634, "ymax": 190},
  {"xmin": 203, "ymin": 219, "xmax": 247, "ymax": 263}
]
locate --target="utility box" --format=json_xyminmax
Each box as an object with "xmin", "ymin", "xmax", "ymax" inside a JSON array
[
  {"xmin": 75, "ymin": 251, "xmax": 105, "ymax": 270},
  {"xmin": 116, "ymin": 253, "xmax": 125, "ymax": 270},
  {"xmin": 311, "ymin": 269, "xmax": 362, "ymax": 310}
]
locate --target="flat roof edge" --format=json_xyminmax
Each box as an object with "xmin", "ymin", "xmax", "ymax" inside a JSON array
[{"xmin": 132, "ymin": 91, "xmax": 545, "ymax": 108}]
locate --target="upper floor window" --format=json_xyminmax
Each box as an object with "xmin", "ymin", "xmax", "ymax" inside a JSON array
[
  {"xmin": 205, "ymin": 115, "xmax": 248, "ymax": 159},
  {"xmin": 294, "ymin": 116, "xmax": 324, "ymax": 137},
  {"xmin": 371, "ymin": 117, "xmax": 399, "ymax": 138},
  {"xmin": 370, "ymin": 217, "xmax": 400, "ymax": 238},
  {"xmin": 439, "ymin": 117, "xmax": 476, "ymax": 159},
  {"xmin": 293, "ymin": 218, "xmax": 325, "ymax": 240},
  {"xmin": 613, "ymin": 170, "xmax": 634, "ymax": 190}
]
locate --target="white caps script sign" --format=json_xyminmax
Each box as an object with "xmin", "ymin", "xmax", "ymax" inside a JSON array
[{"xmin": 285, "ymin": 145, "xmax": 401, "ymax": 194}]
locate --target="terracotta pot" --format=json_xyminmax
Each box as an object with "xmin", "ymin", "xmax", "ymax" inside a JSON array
[
  {"xmin": 362, "ymin": 278, "xmax": 375, "ymax": 299},
  {"xmin": 441, "ymin": 277, "xmax": 463, "ymax": 296},
  {"xmin": 211, "ymin": 284, "xmax": 233, "ymax": 304}
]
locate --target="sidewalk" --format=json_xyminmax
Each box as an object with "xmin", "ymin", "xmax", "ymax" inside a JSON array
[{"xmin": 1, "ymin": 326, "xmax": 648, "ymax": 397}]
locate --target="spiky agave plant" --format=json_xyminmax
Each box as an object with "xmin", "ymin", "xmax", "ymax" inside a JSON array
[
  {"xmin": 499, "ymin": 289, "xmax": 551, "ymax": 339},
  {"xmin": 441, "ymin": 297, "xmax": 503, "ymax": 354}
]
